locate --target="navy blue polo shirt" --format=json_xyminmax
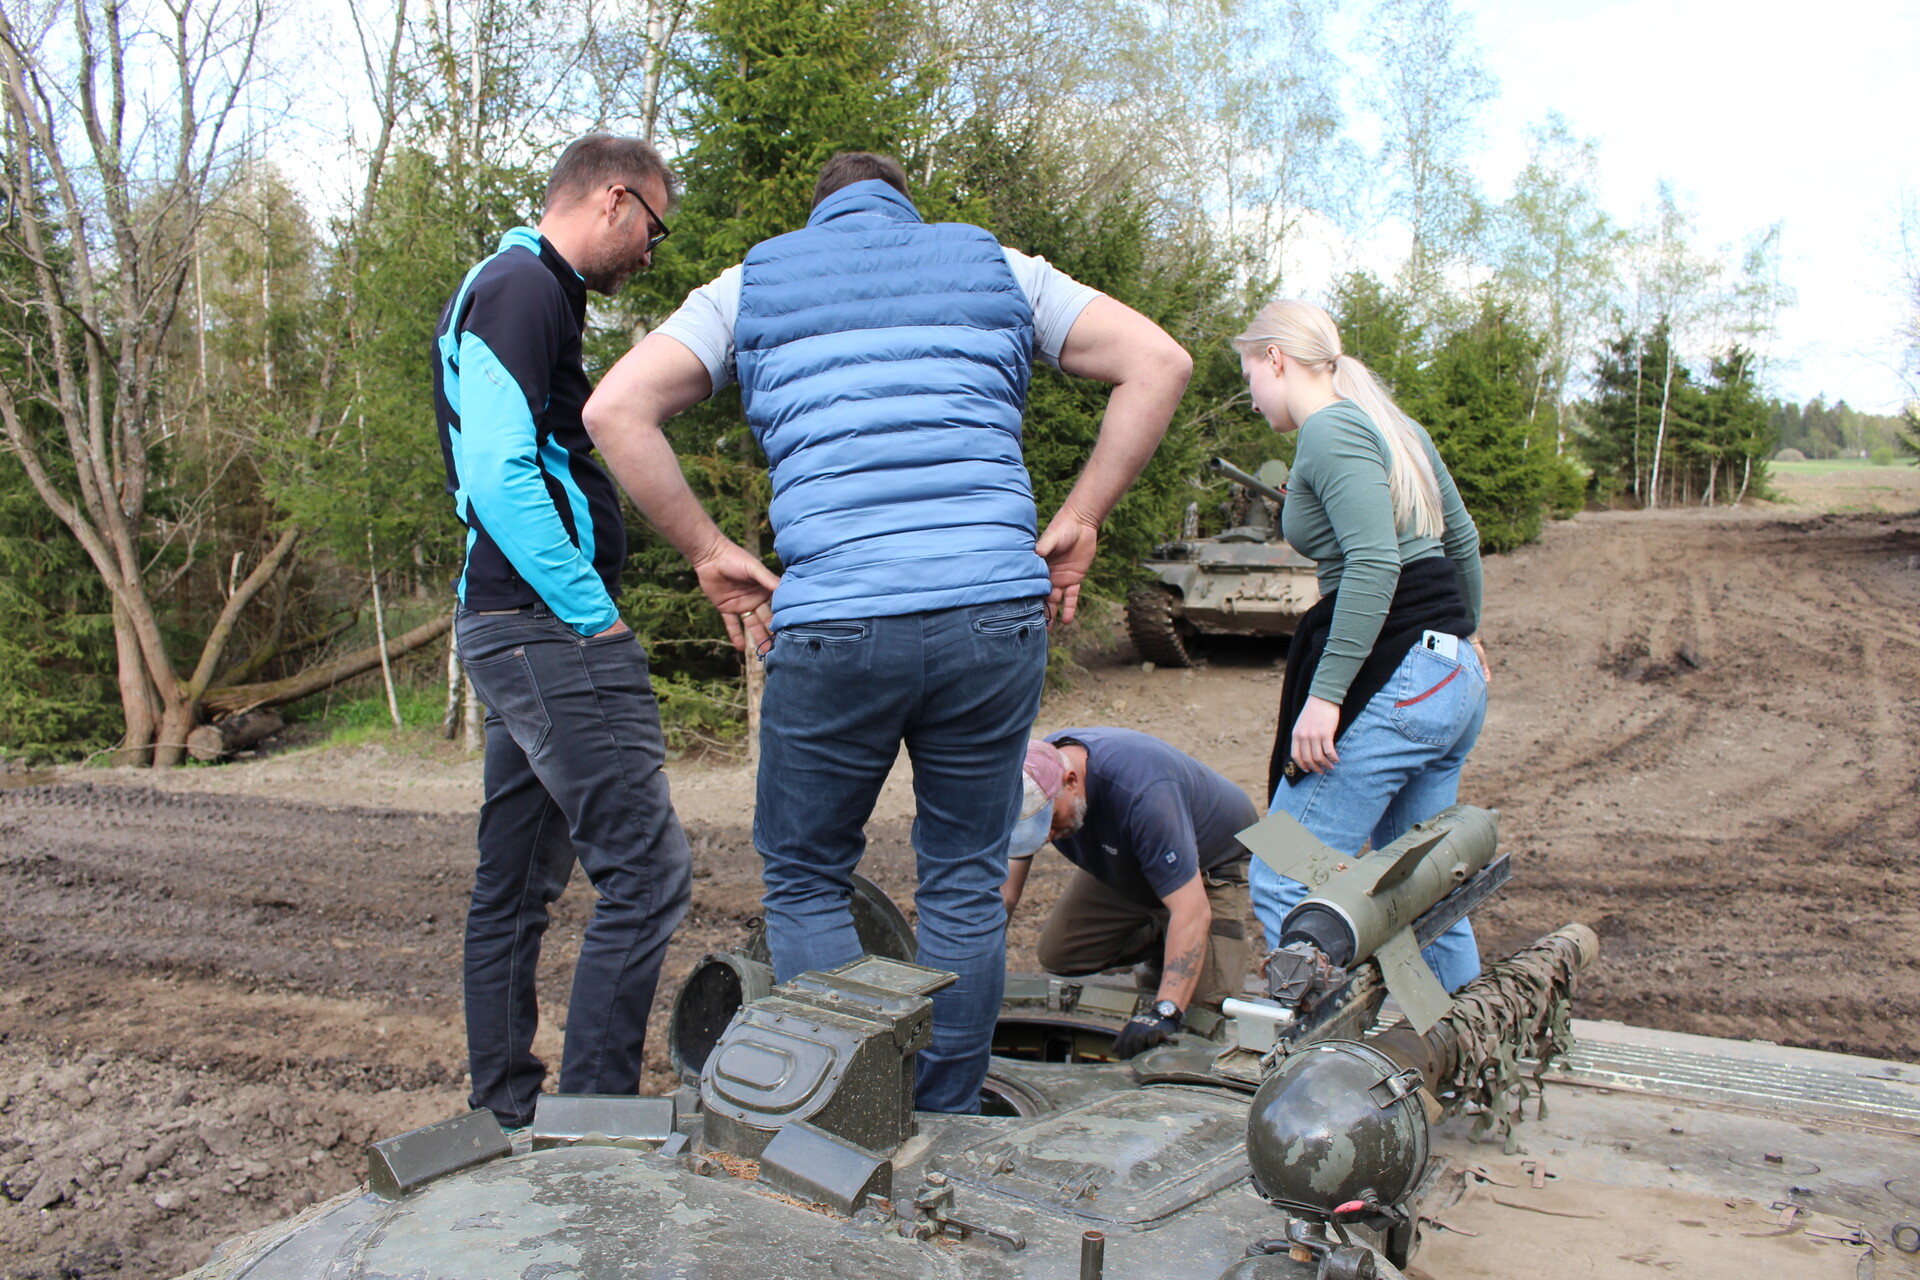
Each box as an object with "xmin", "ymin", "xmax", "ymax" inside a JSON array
[{"xmin": 1043, "ymin": 728, "xmax": 1258, "ymax": 903}]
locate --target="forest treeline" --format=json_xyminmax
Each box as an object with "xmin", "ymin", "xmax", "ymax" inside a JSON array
[
  {"xmin": 1769, "ymin": 397, "xmax": 1913, "ymax": 464},
  {"xmin": 0, "ymin": 0, "xmax": 1907, "ymax": 762}
]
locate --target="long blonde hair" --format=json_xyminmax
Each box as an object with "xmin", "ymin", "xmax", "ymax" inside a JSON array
[{"xmin": 1233, "ymin": 299, "xmax": 1443, "ymax": 538}]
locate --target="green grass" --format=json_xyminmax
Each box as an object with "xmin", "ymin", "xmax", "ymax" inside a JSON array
[
  {"xmin": 294, "ymin": 673, "xmax": 750, "ymax": 758},
  {"xmin": 1771, "ymin": 458, "xmax": 1905, "ymax": 474},
  {"xmin": 293, "ymin": 682, "xmax": 450, "ymax": 750}
]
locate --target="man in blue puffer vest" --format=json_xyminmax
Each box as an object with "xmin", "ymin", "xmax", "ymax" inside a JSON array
[{"xmin": 584, "ymin": 153, "xmax": 1192, "ymax": 1111}]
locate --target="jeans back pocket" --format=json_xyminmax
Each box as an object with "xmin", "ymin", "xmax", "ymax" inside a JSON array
[
  {"xmin": 1388, "ymin": 646, "xmax": 1479, "ymax": 747},
  {"xmin": 462, "ymin": 646, "xmax": 554, "ymax": 758},
  {"xmin": 971, "ymin": 601, "xmax": 1046, "ymax": 638},
  {"xmin": 775, "ymin": 620, "xmax": 871, "ymax": 650}
]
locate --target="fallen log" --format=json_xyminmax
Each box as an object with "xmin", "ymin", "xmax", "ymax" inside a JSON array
[
  {"xmin": 201, "ymin": 612, "xmax": 453, "ymax": 719},
  {"xmin": 208, "ymin": 610, "xmax": 360, "ymax": 690},
  {"xmin": 187, "ymin": 710, "xmax": 285, "ymax": 762}
]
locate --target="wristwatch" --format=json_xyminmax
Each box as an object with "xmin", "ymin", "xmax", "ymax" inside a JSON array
[{"xmin": 1152, "ymin": 999, "xmax": 1183, "ymax": 1024}]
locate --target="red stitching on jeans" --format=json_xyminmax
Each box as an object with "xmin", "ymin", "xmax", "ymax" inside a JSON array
[{"xmin": 1394, "ymin": 665, "xmax": 1460, "ymax": 708}]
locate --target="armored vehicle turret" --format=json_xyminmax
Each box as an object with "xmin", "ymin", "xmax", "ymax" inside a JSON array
[{"xmin": 1127, "ymin": 458, "xmax": 1320, "ymax": 667}]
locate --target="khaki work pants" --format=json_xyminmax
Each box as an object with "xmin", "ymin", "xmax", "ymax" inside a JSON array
[{"xmin": 1034, "ymin": 857, "xmax": 1252, "ymax": 1009}]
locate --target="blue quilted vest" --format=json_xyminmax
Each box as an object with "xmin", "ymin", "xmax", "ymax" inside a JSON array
[{"xmin": 736, "ymin": 180, "xmax": 1050, "ymax": 627}]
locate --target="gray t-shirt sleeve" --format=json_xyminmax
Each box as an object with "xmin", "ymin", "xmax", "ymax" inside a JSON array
[
  {"xmin": 646, "ymin": 249, "xmax": 1101, "ymax": 399},
  {"xmin": 652, "ymin": 263, "xmax": 744, "ymax": 396},
  {"xmin": 1000, "ymin": 246, "xmax": 1102, "ymax": 367}
]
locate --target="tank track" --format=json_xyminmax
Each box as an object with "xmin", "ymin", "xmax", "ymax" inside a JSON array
[{"xmin": 1126, "ymin": 585, "xmax": 1194, "ymax": 667}]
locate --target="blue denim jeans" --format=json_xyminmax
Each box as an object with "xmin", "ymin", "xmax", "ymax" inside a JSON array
[
  {"xmin": 754, "ymin": 599, "xmax": 1049, "ymax": 1113},
  {"xmin": 1251, "ymin": 639, "xmax": 1488, "ymax": 992},
  {"xmin": 456, "ymin": 605, "xmax": 692, "ymax": 1127}
]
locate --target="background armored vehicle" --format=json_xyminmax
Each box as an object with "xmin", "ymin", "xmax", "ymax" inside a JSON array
[
  {"xmin": 1127, "ymin": 458, "xmax": 1321, "ymax": 668},
  {"xmin": 182, "ymin": 822, "xmax": 1920, "ymax": 1280}
]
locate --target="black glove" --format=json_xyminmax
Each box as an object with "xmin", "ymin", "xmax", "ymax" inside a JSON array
[{"xmin": 1113, "ymin": 1001, "xmax": 1183, "ymax": 1058}]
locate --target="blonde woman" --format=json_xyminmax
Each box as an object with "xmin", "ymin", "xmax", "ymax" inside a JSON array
[{"xmin": 1237, "ymin": 299, "xmax": 1489, "ymax": 991}]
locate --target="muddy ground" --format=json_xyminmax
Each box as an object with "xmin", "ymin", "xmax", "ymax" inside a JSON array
[{"xmin": 3, "ymin": 483, "xmax": 1918, "ymax": 1278}]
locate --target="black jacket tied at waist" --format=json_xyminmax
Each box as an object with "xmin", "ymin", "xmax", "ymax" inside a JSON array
[{"xmin": 1268, "ymin": 554, "xmax": 1473, "ymax": 803}]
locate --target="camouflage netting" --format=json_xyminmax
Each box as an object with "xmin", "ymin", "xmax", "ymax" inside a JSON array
[{"xmin": 1433, "ymin": 925, "xmax": 1597, "ymax": 1153}]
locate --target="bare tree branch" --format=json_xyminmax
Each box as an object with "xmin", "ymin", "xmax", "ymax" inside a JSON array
[{"xmin": 183, "ymin": 523, "xmax": 301, "ymax": 698}]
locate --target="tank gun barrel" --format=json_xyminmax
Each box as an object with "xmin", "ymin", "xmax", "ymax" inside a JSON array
[
  {"xmin": 1369, "ymin": 923, "xmax": 1597, "ymax": 1125},
  {"xmin": 1208, "ymin": 457, "xmax": 1286, "ymax": 505}
]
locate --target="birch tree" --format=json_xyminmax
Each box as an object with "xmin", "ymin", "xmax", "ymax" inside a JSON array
[
  {"xmin": 1633, "ymin": 184, "xmax": 1719, "ymax": 508},
  {"xmin": 1494, "ymin": 113, "xmax": 1622, "ymax": 447},
  {"xmin": 1362, "ymin": 0, "xmax": 1494, "ymax": 318}
]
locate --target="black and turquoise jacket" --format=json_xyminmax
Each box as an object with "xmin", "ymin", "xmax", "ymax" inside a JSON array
[{"xmin": 432, "ymin": 227, "xmax": 625, "ymax": 636}]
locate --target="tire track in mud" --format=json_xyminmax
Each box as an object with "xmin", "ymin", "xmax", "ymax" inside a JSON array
[
  {"xmin": 0, "ymin": 784, "xmax": 914, "ymax": 1280},
  {"xmin": 1469, "ymin": 511, "xmax": 1920, "ymax": 1066}
]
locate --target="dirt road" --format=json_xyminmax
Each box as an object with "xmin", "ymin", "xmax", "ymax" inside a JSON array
[{"xmin": 2, "ymin": 501, "xmax": 1917, "ymax": 1278}]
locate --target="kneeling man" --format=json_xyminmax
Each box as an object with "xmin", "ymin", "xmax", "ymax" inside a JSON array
[{"xmin": 1003, "ymin": 729, "xmax": 1258, "ymax": 1057}]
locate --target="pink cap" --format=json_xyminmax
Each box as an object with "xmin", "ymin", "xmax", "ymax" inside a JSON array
[
  {"xmin": 1022, "ymin": 739, "xmax": 1066, "ymax": 810},
  {"xmin": 1010, "ymin": 740, "xmax": 1067, "ymax": 859}
]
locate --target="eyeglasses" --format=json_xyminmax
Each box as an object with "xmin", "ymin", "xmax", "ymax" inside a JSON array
[{"xmin": 613, "ymin": 184, "xmax": 671, "ymax": 252}]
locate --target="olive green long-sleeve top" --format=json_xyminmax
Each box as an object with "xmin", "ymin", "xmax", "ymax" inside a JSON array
[{"xmin": 1281, "ymin": 399, "xmax": 1483, "ymax": 705}]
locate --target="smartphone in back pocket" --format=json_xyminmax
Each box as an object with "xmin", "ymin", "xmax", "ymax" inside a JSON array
[{"xmin": 1421, "ymin": 629, "xmax": 1460, "ymax": 660}]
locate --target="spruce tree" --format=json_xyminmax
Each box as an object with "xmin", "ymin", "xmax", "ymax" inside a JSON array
[
  {"xmin": 1330, "ymin": 276, "xmax": 1560, "ymax": 551},
  {"xmin": 608, "ymin": 0, "xmax": 936, "ymax": 676},
  {"xmin": 1413, "ymin": 294, "xmax": 1551, "ymax": 552}
]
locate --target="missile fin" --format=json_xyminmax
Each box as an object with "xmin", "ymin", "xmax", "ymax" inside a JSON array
[
  {"xmin": 1236, "ymin": 809, "xmax": 1345, "ymax": 889},
  {"xmin": 1376, "ymin": 928, "xmax": 1452, "ymax": 1035},
  {"xmin": 1365, "ymin": 829, "xmax": 1450, "ymax": 898}
]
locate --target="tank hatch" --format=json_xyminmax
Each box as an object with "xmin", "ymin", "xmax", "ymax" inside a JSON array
[
  {"xmin": 931, "ymin": 1085, "xmax": 1249, "ymax": 1226},
  {"xmin": 742, "ymin": 871, "xmax": 917, "ymax": 967},
  {"xmin": 701, "ymin": 956, "xmax": 954, "ymax": 1159}
]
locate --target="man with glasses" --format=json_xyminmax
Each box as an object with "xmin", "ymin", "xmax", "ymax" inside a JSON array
[
  {"xmin": 583, "ymin": 151, "xmax": 1190, "ymax": 1113},
  {"xmin": 432, "ymin": 135, "xmax": 776, "ymax": 1130}
]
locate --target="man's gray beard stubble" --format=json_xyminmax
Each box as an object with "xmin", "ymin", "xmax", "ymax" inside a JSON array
[{"xmin": 1061, "ymin": 792, "xmax": 1089, "ymax": 838}]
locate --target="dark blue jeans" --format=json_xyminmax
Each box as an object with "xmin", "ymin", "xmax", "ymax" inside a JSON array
[
  {"xmin": 456, "ymin": 605, "xmax": 692, "ymax": 1127},
  {"xmin": 754, "ymin": 599, "xmax": 1049, "ymax": 1113}
]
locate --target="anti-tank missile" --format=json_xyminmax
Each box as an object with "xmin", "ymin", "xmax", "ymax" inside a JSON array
[
  {"xmin": 1239, "ymin": 923, "xmax": 1597, "ymax": 1258},
  {"xmin": 1236, "ymin": 804, "xmax": 1500, "ymax": 1034}
]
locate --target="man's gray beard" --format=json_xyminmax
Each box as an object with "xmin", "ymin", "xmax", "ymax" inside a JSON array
[{"xmin": 1060, "ymin": 792, "xmax": 1089, "ymax": 838}]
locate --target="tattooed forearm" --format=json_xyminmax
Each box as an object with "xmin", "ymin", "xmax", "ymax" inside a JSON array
[
  {"xmin": 1158, "ymin": 878, "xmax": 1213, "ymax": 1011},
  {"xmin": 1163, "ymin": 940, "xmax": 1204, "ymax": 981}
]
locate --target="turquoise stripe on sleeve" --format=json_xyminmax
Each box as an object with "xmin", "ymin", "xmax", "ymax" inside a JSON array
[
  {"xmin": 457, "ymin": 525, "xmax": 478, "ymax": 604},
  {"xmin": 456, "ymin": 331, "xmax": 618, "ymax": 635},
  {"xmin": 538, "ymin": 433, "xmax": 596, "ymax": 575}
]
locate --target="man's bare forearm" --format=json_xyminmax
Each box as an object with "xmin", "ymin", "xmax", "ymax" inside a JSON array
[
  {"xmin": 1158, "ymin": 900, "xmax": 1211, "ymax": 1013},
  {"xmin": 1055, "ymin": 375, "xmax": 1185, "ymax": 527},
  {"xmin": 1001, "ymin": 856, "xmax": 1032, "ymax": 918},
  {"xmin": 593, "ymin": 417, "xmax": 728, "ymax": 564},
  {"xmin": 583, "ymin": 333, "xmax": 726, "ymax": 563},
  {"xmin": 1052, "ymin": 296, "xmax": 1193, "ymax": 528}
]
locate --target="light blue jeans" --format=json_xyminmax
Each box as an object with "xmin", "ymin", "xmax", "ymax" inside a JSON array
[{"xmin": 1251, "ymin": 639, "xmax": 1488, "ymax": 992}]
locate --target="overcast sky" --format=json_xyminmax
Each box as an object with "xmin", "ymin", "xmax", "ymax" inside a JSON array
[
  {"xmin": 291, "ymin": 0, "xmax": 1916, "ymax": 411},
  {"xmin": 1455, "ymin": 0, "xmax": 1918, "ymax": 412}
]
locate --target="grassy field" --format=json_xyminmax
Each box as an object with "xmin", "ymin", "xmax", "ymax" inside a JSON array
[
  {"xmin": 1771, "ymin": 457, "xmax": 1913, "ymax": 474},
  {"xmin": 1767, "ymin": 457, "xmax": 1920, "ymax": 512}
]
